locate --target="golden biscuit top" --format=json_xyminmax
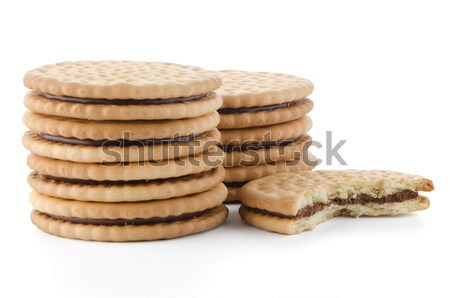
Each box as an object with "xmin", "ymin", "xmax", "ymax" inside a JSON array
[
  {"xmin": 24, "ymin": 61, "xmax": 221, "ymax": 99},
  {"xmin": 217, "ymin": 70, "xmax": 313, "ymax": 108}
]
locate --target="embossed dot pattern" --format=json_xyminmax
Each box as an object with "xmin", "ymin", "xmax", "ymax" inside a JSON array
[
  {"xmin": 217, "ymin": 70, "xmax": 314, "ymax": 108},
  {"xmin": 240, "ymin": 170, "xmax": 433, "ymax": 214},
  {"xmin": 24, "ymin": 61, "xmax": 222, "ymax": 99}
]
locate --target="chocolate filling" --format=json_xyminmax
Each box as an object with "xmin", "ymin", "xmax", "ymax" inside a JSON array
[
  {"xmin": 36, "ymin": 168, "xmax": 215, "ymax": 186},
  {"xmin": 40, "ymin": 93, "xmax": 207, "ymax": 105},
  {"xmin": 42, "ymin": 207, "xmax": 215, "ymax": 226},
  {"xmin": 224, "ymin": 181, "xmax": 247, "ymax": 188},
  {"xmin": 37, "ymin": 132, "xmax": 203, "ymax": 147},
  {"xmin": 245, "ymin": 191, "xmax": 419, "ymax": 219},
  {"xmin": 330, "ymin": 192, "xmax": 418, "ymax": 205},
  {"xmin": 218, "ymin": 100, "xmax": 301, "ymax": 114},
  {"xmin": 221, "ymin": 134, "xmax": 309, "ymax": 152}
]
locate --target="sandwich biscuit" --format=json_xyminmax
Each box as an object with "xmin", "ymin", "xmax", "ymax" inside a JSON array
[
  {"xmin": 239, "ymin": 170, "xmax": 434, "ymax": 234},
  {"xmin": 24, "ymin": 91, "xmax": 222, "ymax": 121},
  {"xmin": 217, "ymin": 70, "xmax": 313, "ymax": 109},
  {"xmin": 28, "ymin": 166, "xmax": 225, "ymax": 202},
  {"xmin": 23, "ymin": 129, "xmax": 221, "ymax": 163},
  {"xmin": 24, "ymin": 61, "xmax": 221, "ymax": 100}
]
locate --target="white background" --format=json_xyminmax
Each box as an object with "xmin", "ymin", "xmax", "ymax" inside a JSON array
[{"xmin": 1, "ymin": 1, "xmax": 449, "ymax": 297}]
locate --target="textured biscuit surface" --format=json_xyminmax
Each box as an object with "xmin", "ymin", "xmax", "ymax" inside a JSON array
[
  {"xmin": 225, "ymin": 186, "xmax": 241, "ymax": 203},
  {"xmin": 30, "ymin": 183, "xmax": 227, "ymax": 219},
  {"xmin": 224, "ymin": 152, "xmax": 316, "ymax": 182},
  {"xmin": 24, "ymin": 61, "xmax": 221, "ymax": 99},
  {"xmin": 240, "ymin": 197, "xmax": 430, "ymax": 235},
  {"xmin": 240, "ymin": 170, "xmax": 435, "ymax": 216},
  {"xmin": 24, "ymin": 91, "xmax": 223, "ymax": 120},
  {"xmin": 217, "ymin": 70, "xmax": 313, "ymax": 108},
  {"xmin": 31, "ymin": 204, "xmax": 228, "ymax": 241},
  {"xmin": 23, "ymin": 110, "xmax": 220, "ymax": 140},
  {"xmin": 23, "ymin": 129, "xmax": 220, "ymax": 163},
  {"xmin": 218, "ymin": 98, "xmax": 313, "ymax": 129},
  {"xmin": 220, "ymin": 116, "xmax": 312, "ymax": 145},
  {"xmin": 27, "ymin": 148, "xmax": 223, "ymax": 181},
  {"xmin": 28, "ymin": 167, "xmax": 225, "ymax": 202},
  {"xmin": 224, "ymin": 134, "xmax": 311, "ymax": 167}
]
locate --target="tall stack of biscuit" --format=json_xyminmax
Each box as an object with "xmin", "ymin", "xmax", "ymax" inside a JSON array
[
  {"xmin": 22, "ymin": 61, "xmax": 228, "ymax": 241},
  {"xmin": 216, "ymin": 70, "xmax": 316, "ymax": 202}
]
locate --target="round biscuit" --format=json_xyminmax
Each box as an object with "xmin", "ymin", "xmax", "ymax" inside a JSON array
[
  {"xmin": 220, "ymin": 116, "xmax": 312, "ymax": 145},
  {"xmin": 31, "ymin": 204, "xmax": 228, "ymax": 241},
  {"xmin": 28, "ymin": 167, "xmax": 225, "ymax": 202},
  {"xmin": 23, "ymin": 129, "xmax": 220, "ymax": 163},
  {"xmin": 27, "ymin": 148, "xmax": 224, "ymax": 181},
  {"xmin": 24, "ymin": 61, "xmax": 221, "ymax": 99},
  {"xmin": 218, "ymin": 98, "xmax": 313, "ymax": 129},
  {"xmin": 224, "ymin": 134, "xmax": 312, "ymax": 167},
  {"xmin": 24, "ymin": 91, "xmax": 223, "ymax": 120},
  {"xmin": 217, "ymin": 70, "xmax": 313, "ymax": 108},
  {"xmin": 23, "ymin": 110, "xmax": 220, "ymax": 140},
  {"xmin": 29, "ymin": 183, "xmax": 227, "ymax": 219}
]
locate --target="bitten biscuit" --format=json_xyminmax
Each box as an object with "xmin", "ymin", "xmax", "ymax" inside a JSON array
[{"xmin": 239, "ymin": 170, "xmax": 434, "ymax": 234}]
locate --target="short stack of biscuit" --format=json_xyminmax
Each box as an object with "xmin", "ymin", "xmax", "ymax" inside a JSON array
[
  {"xmin": 22, "ymin": 61, "xmax": 228, "ymax": 241},
  {"xmin": 216, "ymin": 70, "xmax": 317, "ymax": 202}
]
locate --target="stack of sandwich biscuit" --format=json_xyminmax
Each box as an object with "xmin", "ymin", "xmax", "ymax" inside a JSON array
[
  {"xmin": 216, "ymin": 70, "xmax": 317, "ymax": 202},
  {"xmin": 22, "ymin": 61, "xmax": 228, "ymax": 242}
]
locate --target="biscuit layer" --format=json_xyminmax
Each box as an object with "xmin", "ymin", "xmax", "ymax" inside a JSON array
[
  {"xmin": 220, "ymin": 116, "xmax": 312, "ymax": 145},
  {"xmin": 24, "ymin": 91, "xmax": 222, "ymax": 120},
  {"xmin": 224, "ymin": 186, "xmax": 241, "ymax": 203},
  {"xmin": 27, "ymin": 148, "xmax": 223, "ymax": 181},
  {"xmin": 240, "ymin": 196, "xmax": 430, "ymax": 235},
  {"xmin": 29, "ymin": 183, "xmax": 227, "ymax": 219},
  {"xmin": 217, "ymin": 70, "xmax": 313, "ymax": 108},
  {"xmin": 31, "ymin": 204, "xmax": 228, "ymax": 241},
  {"xmin": 223, "ymin": 134, "xmax": 311, "ymax": 167},
  {"xmin": 218, "ymin": 98, "xmax": 313, "ymax": 129},
  {"xmin": 28, "ymin": 167, "xmax": 225, "ymax": 202},
  {"xmin": 23, "ymin": 110, "xmax": 220, "ymax": 140},
  {"xmin": 23, "ymin": 129, "xmax": 220, "ymax": 163},
  {"xmin": 24, "ymin": 61, "xmax": 221, "ymax": 99},
  {"xmin": 224, "ymin": 152, "xmax": 316, "ymax": 182}
]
